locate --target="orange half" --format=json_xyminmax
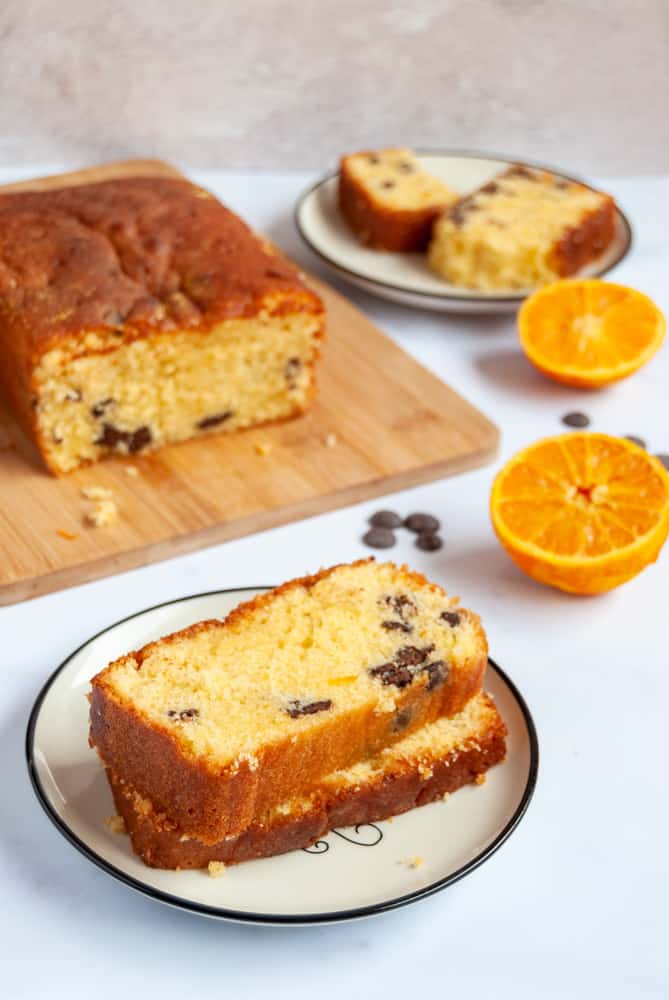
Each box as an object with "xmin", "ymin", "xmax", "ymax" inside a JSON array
[
  {"xmin": 518, "ymin": 279, "xmax": 665, "ymax": 388},
  {"xmin": 490, "ymin": 433, "xmax": 669, "ymax": 594}
]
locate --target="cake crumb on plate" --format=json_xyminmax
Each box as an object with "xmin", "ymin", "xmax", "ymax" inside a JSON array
[
  {"xmin": 104, "ymin": 815, "xmax": 126, "ymax": 834},
  {"xmin": 400, "ymin": 856, "xmax": 424, "ymax": 870},
  {"xmin": 208, "ymin": 861, "xmax": 226, "ymax": 878}
]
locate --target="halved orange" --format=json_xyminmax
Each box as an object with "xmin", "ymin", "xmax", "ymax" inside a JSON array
[
  {"xmin": 490, "ymin": 433, "xmax": 669, "ymax": 594},
  {"xmin": 518, "ymin": 279, "xmax": 665, "ymax": 388}
]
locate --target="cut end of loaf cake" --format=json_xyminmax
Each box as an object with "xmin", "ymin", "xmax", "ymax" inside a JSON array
[{"xmin": 428, "ymin": 165, "xmax": 615, "ymax": 291}]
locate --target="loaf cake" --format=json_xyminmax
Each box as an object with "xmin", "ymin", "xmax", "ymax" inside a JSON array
[
  {"xmin": 0, "ymin": 176, "xmax": 325, "ymax": 474},
  {"xmin": 90, "ymin": 559, "xmax": 488, "ymax": 843},
  {"xmin": 428, "ymin": 165, "xmax": 616, "ymax": 291},
  {"xmin": 339, "ymin": 148, "xmax": 456, "ymax": 251},
  {"xmin": 108, "ymin": 692, "xmax": 506, "ymax": 869}
]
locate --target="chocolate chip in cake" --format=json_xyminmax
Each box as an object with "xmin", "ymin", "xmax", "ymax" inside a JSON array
[
  {"xmin": 96, "ymin": 422, "xmax": 152, "ymax": 453},
  {"xmin": 380, "ymin": 180, "xmax": 396, "ymax": 189},
  {"xmin": 284, "ymin": 357, "xmax": 302, "ymax": 389},
  {"xmin": 129, "ymin": 426, "xmax": 152, "ymax": 453},
  {"xmin": 422, "ymin": 660, "xmax": 448, "ymax": 691},
  {"xmin": 655, "ymin": 453, "xmax": 669, "ymax": 470},
  {"xmin": 440, "ymin": 610, "xmax": 461, "ymax": 627},
  {"xmin": 405, "ymin": 512, "xmax": 440, "ymax": 534},
  {"xmin": 368, "ymin": 155, "xmax": 380, "ymax": 165},
  {"xmin": 91, "ymin": 398, "xmax": 114, "ymax": 418},
  {"xmin": 197, "ymin": 410, "xmax": 234, "ymax": 430},
  {"xmin": 507, "ymin": 165, "xmax": 535, "ymax": 180},
  {"xmin": 381, "ymin": 620, "xmax": 413, "ymax": 633},
  {"xmin": 363, "ymin": 527, "xmax": 396, "ymax": 549},
  {"xmin": 562, "ymin": 411, "xmax": 591, "ymax": 428},
  {"xmin": 52, "ymin": 432, "xmax": 63, "ymax": 444},
  {"xmin": 383, "ymin": 594, "xmax": 418, "ymax": 618},
  {"xmin": 369, "ymin": 510, "xmax": 403, "ymax": 529},
  {"xmin": 624, "ymin": 435, "xmax": 646, "ymax": 449},
  {"xmin": 415, "ymin": 533, "xmax": 443, "ymax": 552},
  {"xmin": 167, "ymin": 708, "xmax": 200, "ymax": 721},
  {"xmin": 450, "ymin": 204, "xmax": 467, "ymax": 227},
  {"xmin": 395, "ymin": 645, "xmax": 434, "ymax": 667},
  {"xmin": 480, "ymin": 182, "xmax": 499, "ymax": 195},
  {"xmin": 398, "ymin": 162, "xmax": 415, "ymax": 173},
  {"xmin": 554, "ymin": 179, "xmax": 570, "ymax": 190},
  {"xmin": 285, "ymin": 698, "xmax": 333, "ymax": 718},
  {"xmin": 369, "ymin": 661, "xmax": 414, "ymax": 688},
  {"xmin": 392, "ymin": 707, "xmax": 413, "ymax": 732}
]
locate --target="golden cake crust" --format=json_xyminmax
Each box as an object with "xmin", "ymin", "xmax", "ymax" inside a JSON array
[
  {"xmin": 89, "ymin": 560, "xmax": 488, "ymax": 844},
  {"xmin": 338, "ymin": 150, "xmax": 453, "ymax": 252},
  {"xmin": 108, "ymin": 692, "xmax": 507, "ymax": 868},
  {"xmin": 0, "ymin": 176, "xmax": 324, "ymax": 470}
]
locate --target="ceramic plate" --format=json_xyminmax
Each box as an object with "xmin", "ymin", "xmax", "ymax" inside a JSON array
[
  {"xmin": 295, "ymin": 151, "xmax": 632, "ymax": 314},
  {"xmin": 27, "ymin": 587, "xmax": 538, "ymax": 925}
]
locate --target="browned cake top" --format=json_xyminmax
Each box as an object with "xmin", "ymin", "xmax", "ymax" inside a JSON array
[{"xmin": 0, "ymin": 177, "xmax": 321, "ymax": 361}]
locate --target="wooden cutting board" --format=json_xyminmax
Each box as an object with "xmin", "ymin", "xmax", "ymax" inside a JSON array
[{"xmin": 0, "ymin": 160, "xmax": 499, "ymax": 605}]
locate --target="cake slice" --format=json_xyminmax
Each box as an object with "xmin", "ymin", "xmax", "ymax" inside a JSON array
[
  {"xmin": 339, "ymin": 148, "xmax": 456, "ymax": 251},
  {"xmin": 428, "ymin": 164, "xmax": 616, "ymax": 291},
  {"xmin": 90, "ymin": 560, "xmax": 488, "ymax": 844},
  {"xmin": 108, "ymin": 692, "xmax": 506, "ymax": 869},
  {"xmin": 0, "ymin": 176, "xmax": 324, "ymax": 474}
]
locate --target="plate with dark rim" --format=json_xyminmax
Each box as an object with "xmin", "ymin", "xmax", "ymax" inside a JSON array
[
  {"xmin": 27, "ymin": 586, "xmax": 538, "ymax": 925},
  {"xmin": 295, "ymin": 150, "xmax": 632, "ymax": 314}
]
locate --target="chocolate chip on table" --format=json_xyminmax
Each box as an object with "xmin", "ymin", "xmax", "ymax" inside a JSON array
[
  {"xmin": 562, "ymin": 411, "xmax": 591, "ymax": 429},
  {"xmin": 369, "ymin": 661, "xmax": 414, "ymax": 688},
  {"xmin": 197, "ymin": 410, "xmax": 233, "ymax": 430},
  {"xmin": 167, "ymin": 708, "xmax": 200, "ymax": 721},
  {"xmin": 369, "ymin": 510, "xmax": 403, "ymax": 529},
  {"xmin": 624, "ymin": 435, "xmax": 646, "ymax": 449},
  {"xmin": 405, "ymin": 513, "xmax": 440, "ymax": 534},
  {"xmin": 415, "ymin": 533, "xmax": 443, "ymax": 552},
  {"xmin": 362, "ymin": 527, "xmax": 396, "ymax": 549},
  {"xmin": 285, "ymin": 698, "xmax": 333, "ymax": 718},
  {"xmin": 381, "ymin": 620, "xmax": 413, "ymax": 633},
  {"xmin": 655, "ymin": 453, "xmax": 669, "ymax": 470},
  {"xmin": 440, "ymin": 610, "xmax": 461, "ymax": 627},
  {"xmin": 91, "ymin": 398, "xmax": 114, "ymax": 418}
]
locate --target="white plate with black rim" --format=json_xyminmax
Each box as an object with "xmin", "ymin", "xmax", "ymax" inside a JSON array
[
  {"xmin": 295, "ymin": 150, "xmax": 632, "ymax": 314},
  {"xmin": 27, "ymin": 586, "xmax": 538, "ymax": 925}
]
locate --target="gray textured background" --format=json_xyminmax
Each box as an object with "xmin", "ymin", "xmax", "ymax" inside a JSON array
[{"xmin": 1, "ymin": 0, "xmax": 667, "ymax": 176}]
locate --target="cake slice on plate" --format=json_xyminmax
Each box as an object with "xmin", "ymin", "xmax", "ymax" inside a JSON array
[{"xmin": 89, "ymin": 559, "xmax": 488, "ymax": 843}]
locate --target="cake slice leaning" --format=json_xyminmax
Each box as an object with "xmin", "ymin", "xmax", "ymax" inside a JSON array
[
  {"xmin": 89, "ymin": 560, "xmax": 488, "ymax": 844},
  {"xmin": 108, "ymin": 692, "xmax": 507, "ymax": 869}
]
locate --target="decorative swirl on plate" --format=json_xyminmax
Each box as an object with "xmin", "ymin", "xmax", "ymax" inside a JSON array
[{"xmin": 302, "ymin": 823, "xmax": 383, "ymax": 854}]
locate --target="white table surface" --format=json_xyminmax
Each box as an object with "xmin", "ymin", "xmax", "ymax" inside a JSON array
[{"xmin": 2, "ymin": 167, "xmax": 667, "ymax": 1000}]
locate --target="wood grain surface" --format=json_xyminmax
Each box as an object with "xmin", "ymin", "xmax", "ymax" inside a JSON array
[{"xmin": 0, "ymin": 160, "xmax": 498, "ymax": 605}]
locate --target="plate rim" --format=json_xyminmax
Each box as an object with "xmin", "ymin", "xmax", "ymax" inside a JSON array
[
  {"xmin": 26, "ymin": 585, "xmax": 539, "ymax": 926},
  {"xmin": 294, "ymin": 148, "xmax": 634, "ymax": 306}
]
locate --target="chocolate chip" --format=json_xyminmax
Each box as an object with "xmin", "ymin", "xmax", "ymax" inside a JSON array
[
  {"xmin": 397, "ymin": 162, "xmax": 415, "ymax": 173},
  {"xmin": 507, "ymin": 165, "xmax": 535, "ymax": 180},
  {"xmin": 392, "ymin": 707, "xmax": 413, "ymax": 732},
  {"xmin": 440, "ymin": 610, "xmax": 461, "ymax": 627},
  {"xmin": 285, "ymin": 357, "xmax": 302, "ymax": 380},
  {"xmin": 554, "ymin": 179, "xmax": 570, "ymax": 190},
  {"xmin": 197, "ymin": 410, "xmax": 233, "ymax": 430},
  {"xmin": 415, "ymin": 533, "xmax": 443, "ymax": 552},
  {"xmin": 368, "ymin": 155, "xmax": 380, "ymax": 164},
  {"xmin": 91, "ymin": 398, "xmax": 114, "ymax": 418},
  {"xmin": 655, "ymin": 453, "xmax": 669, "ymax": 470},
  {"xmin": 129, "ymin": 426, "xmax": 152, "ymax": 453},
  {"xmin": 167, "ymin": 708, "xmax": 200, "ymax": 721},
  {"xmin": 52, "ymin": 432, "xmax": 63, "ymax": 444},
  {"xmin": 381, "ymin": 180, "xmax": 396, "ymax": 189},
  {"xmin": 625, "ymin": 435, "xmax": 646, "ymax": 449},
  {"xmin": 382, "ymin": 620, "xmax": 413, "ymax": 633},
  {"xmin": 395, "ymin": 645, "xmax": 434, "ymax": 667},
  {"xmin": 30, "ymin": 397, "xmax": 38, "ymax": 410},
  {"xmin": 422, "ymin": 660, "xmax": 448, "ymax": 690},
  {"xmin": 369, "ymin": 662, "xmax": 414, "ymax": 688},
  {"xmin": 405, "ymin": 513, "xmax": 440, "ymax": 534},
  {"xmin": 383, "ymin": 594, "xmax": 418, "ymax": 618},
  {"xmin": 369, "ymin": 510, "xmax": 403, "ymax": 529},
  {"xmin": 450, "ymin": 204, "xmax": 467, "ymax": 227},
  {"xmin": 562, "ymin": 411, "xmax": 591, "ymax": 428},
  {"xmin": 363, "ymin": 527, "xmax": 396, "ymax": 549},
  {"xmin": 481, "ymin": 182, "xmax": 499, "ymax": 195},
  {"xmin": 285, "ymin": 698, "xmax": 333, "ymax": 718}
]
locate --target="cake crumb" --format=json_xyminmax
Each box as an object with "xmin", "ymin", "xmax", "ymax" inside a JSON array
[
  {"xmin": 81, "ymin": 485, "xmax": 113, "ymax": 501},
  {"xmin": 325, "ymin": 432, "xmax": 338, "ymax": 448},
  {"xmin": 208, "ymin": 861, "xmax": 226, "ymax": 878},
  {"xmin": 124, "ymin": 465, "xmax": 140, "ymax": 478},
  {"xmin": 474, "ymin": 773, "xmax": 487, "ymax": 785},
  {"xmin": 442, "ymin": 792, "xmax": 450, "ymax": 801},
  {"xmin": 56, "ymin": 528, "xmax": 78, "ymax": 541},
  {"xmin": 104, "ymin": 815, "xmax": 126, "ymax": 834},
  {"xmin": 85, "ymin": 498, "xmax": 119, "ymax": 527},
  {"xmin": 400, "ymin": 856, "xmax": 424, "ymax": 870},
  {"xmin": 254, "ymin": 441, "xmax": 272, "ymax": 456}
]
